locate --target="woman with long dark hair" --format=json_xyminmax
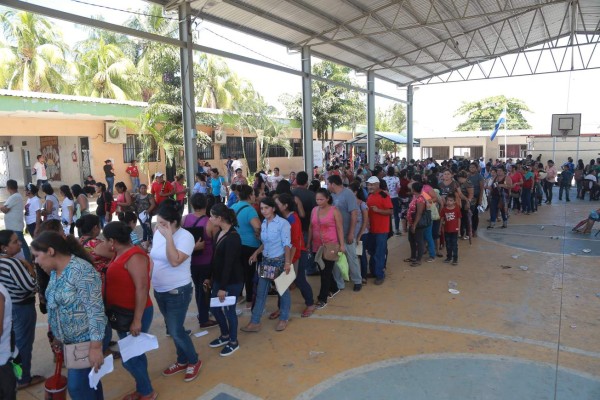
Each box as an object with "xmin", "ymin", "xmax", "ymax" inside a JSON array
[
  {"xmin": 31, "ymin": 231, "xmax": 106, "ymax": 399},
  {"xmin": 41, "ymin": 183, "xmax": 60, "ymax": 222},
  {"xmin": 151, "ymin": 200, "xmax": 201, "ymax": 382},
  {"xmin": 206, "ymin": 203, "xmax": 244, "ymax": 356},
  {"xmin": 95, "ymin": 182, "xmax": 113, "ymax": 227},
  {"xmin": 25, "ymin": 183, "xmax": 42, "ymax": 238}
]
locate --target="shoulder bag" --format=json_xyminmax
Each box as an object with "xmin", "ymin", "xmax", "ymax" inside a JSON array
[
  {"xmin": 184, "ymin": 215, "xmax": 207, "ymax": 256},
  {"xmin": 56, "ymin": 310, "xmax": 91, "ymax": 369},
  {"xmin": 317, "ymin": 208, "xmax": 340, "ymax": 262},
  {"xmin": 413, "ymin": 196, "xmax": 432, "ymax": 229},
  {"xmin": 103, "ymin": 260, "xmax": 135, "ymax": 332}
]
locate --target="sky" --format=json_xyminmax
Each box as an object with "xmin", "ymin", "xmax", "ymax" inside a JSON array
[{"xmin": 8, "ymin": 0, "xmax": 600, "ymax": 138}]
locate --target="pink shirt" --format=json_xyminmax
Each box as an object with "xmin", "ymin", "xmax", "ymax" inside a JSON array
[
  {"xmin": 174, "ymin": 181, "xmax": 186, "ymax": 201},
  {"xmin": 311, "ymin": 206, "xmax": 338, "ymax": 248}
]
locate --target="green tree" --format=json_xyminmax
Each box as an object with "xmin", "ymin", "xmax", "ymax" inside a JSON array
[
  {"xmin": 195, "ymin": 54, "xmax": 249, "ymax": 110},
  {"xmin": 0, "ymin": 10, "xmax": 70, "ymax": 93},
  {"xmin": 280, "ymin": 60, "xmax": 366, "ymax": 146},
  {"xmin": 226, "ymin": 94, "xmax": 291, "ymax": 173},
  {"xmin": 375, "ymin": 103, "xmax": 406, "ymax": 132},
  {"xmin": 454, "ymin": 95, "xmax": 532, "ymax": 131},
  {"xmin": 73, "ymin": 35, "xmax": 140, "ymax": 100}
]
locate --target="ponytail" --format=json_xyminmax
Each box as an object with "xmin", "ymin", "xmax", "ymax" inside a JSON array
[
  {"xmin": 210, "ymin": 203, "xmax": 238, "ymax": 226},
  {"xmin": 31, "ymin": 231, "xmax": 94, "ymax": 266}
]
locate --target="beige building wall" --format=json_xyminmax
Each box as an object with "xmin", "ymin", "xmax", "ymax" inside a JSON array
[
  {"xmin": 419, "ymin": 135, "xmax": 529, "ymax": 161},
  {"xmin": 527, "ymin": 135, "xmax": 600, "ymax": 163}
]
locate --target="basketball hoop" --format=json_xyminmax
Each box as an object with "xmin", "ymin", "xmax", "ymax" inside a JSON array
[{"xmin": 560, "ymin": 130, "xmax": 568, "ymax": 142}]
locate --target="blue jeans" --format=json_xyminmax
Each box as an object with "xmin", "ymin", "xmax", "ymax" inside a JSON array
[
  {"xmin": 131, "ymin": 177, "xmax": 140, "ymax": 193},
  {"xmin": 106, "ymin": 176, "xmax": 114, "ymax": 193},
  {"xmin": 424, "ymin": 224, "xmax": 435, "ymax": 258},
  {"xmin": 12, "ymin": 302, "xmax": 36, "ymax": 384},
  {"xmin": 140, "ymin": 220, "xmax": 152, "ymax": 242},
  {"xmin": 210, "ymin": 282, "xmax": 243, "ymax": 343},
  {"xmin": 68, "ymin": 367, "xmax": 103, "ymax": 400},
  {"xmin": 360, "ymin": 233, "xmax": 369, "ymax": 279},
  {"xmin": 14, "ymin": 231, "xmax": 31, "ymax": 263},
  {"xmin": 154, "ymin": 283, "xmax": 198, "ymax": 365},
  {"xmin": 559, "ymin": 185, "xmax": 570, "ymax": 201},
  {"xmin": 391, "ymin": 197, "xmax": 401, "ymax": 232},
  {"xmin": 115, "ymin": 306, "xmax": 154, "ymax": 396},
  {"xmin": 521, "ymin": 188, "xmax": 532, "ymax": 213},
  {"xmin": 252, "ymin": 276, "xmax": 291, "ymax": 323},
  {"xmin": 444, "ymin": 232, "xmax": 458, "ymax": 261},
  {"xmin": 99, "ymin": 215, "xmax": 106, "ymax": 228},
  {"xmin": 300, "ymin": 231, "xmax": 318, "ymax": 275},
  {"xmin": 368, "ymin": 233, "xmax": 388, "ymax": 279}
]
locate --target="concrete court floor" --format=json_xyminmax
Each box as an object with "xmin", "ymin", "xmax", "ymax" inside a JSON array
[{"xmin": 16, "ymin": 192, "xmax": 600, "ymax": 400}]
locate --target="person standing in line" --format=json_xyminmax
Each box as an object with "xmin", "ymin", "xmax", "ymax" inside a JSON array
[
  {"xmin": 94, "ymin": 183, "xmax": 112, "ymax": 228},
  {"xmin": 150, "ymin": 172, "xmax": 175, "ymax": 208},
  {"xmin": 151, "ymin": 200, "xmax": 202, "ymax": 383},
  {"xmin": 173, "ymin": 175, "xmax": 187, "ymax": 214},
  {"xmin": 292, "ymin": 172, "xmax": 318, "ymax": 276},
  {"xmin": 231, "ymin": 157, "xmax": 243, "ymax": 176},
  {"xmin": 32, "ymin": 155, "xmax": 48, "ymax": 188},
  {"xmin": 382, "ymin": 167, "xmax": 401, "ymax": 236},
  {"xmin": 327, "ymin": 175, "xmax": 362, "ymax": 292},
  {"xmin": 24, "ymin": 184, "xmax": 42, "ymax": 238},
  {"xmin": 558, "ymin": 163, "xmax": 573, "ymax": 202},
  {"xmin": 365, "ymin": 176, "xmax": 392, "ymax": 285},
  {"xmin": 103, "ymin": 222, "xmax": 158, "ymax": 400},
  {"xmin": 31, "ymin": 232, "xmax": 106, "ymax": 399},
  {"xmin": 104, "ymin": 160, "xmax": 115, "ymax": 194},
  {"xmin": 209, "ymin": 169, "xmax": 226, "ymax": 204},
  {"xmin": 439, "ymin": 194, "xmax": 461, "ymax": 265},
  {"xmin": 134, "ymin": 184, "xmax": 156, "ymax": 245},
  {"xmin": 0, "ymin": 280, "xmax": 15, "ymax": 400},
  {"xmin": 543, "ymin": 160, "xmax": 557, "ymax": 204},
  {"xmin": 125, "ymin": 160, "xmax": 140, "ymax": 193},
  {"xmin": 267, "ymin": 167, "xmax": 284, "ymax": 192},
  {"xmin": 0, "ymin": 230, "xmax": 44, "ymax": 390},
  {"xmin": 206, "ymin": 203, "xmax": 244, "ymax": 356},
  {"xmin": 225, "ymin": 156, "xmax": 233, "ymax": 183},
  {"xmin": 1, "ymin": 180, "xmax": 30, "ymax": 261},
  {"xmin": 467, "ymin": 162, "xmax": 484, "ymax": 237},
  {"xmin": 59, "ymin": 185, "xmax": 75, "ymax": 237}
]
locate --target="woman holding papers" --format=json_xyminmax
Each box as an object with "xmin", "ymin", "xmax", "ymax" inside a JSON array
[
  {"xmin": 243, "ymin": 197, "xmax": 293, "ymax": 332},
  {"xmin": 205, "ymin": 203, "xmax": 244, "ymax": 356},
  {"xmin": 103, "ymin": 222, "xmax": 157, "ymax": 400},
  {"xmin": 31, "ymin": 232, "xmax": 106, "ymax": 400}
]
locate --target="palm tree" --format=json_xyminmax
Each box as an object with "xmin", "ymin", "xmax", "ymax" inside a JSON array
[
  {"xmin": 0, "ymin": 10, "xmax": 70, "ymax": 93},
  {"xmin": 73, "ymin": 35, "xmax": 141, "ymax": 100},
  {"xmin": 195, "ymin": 54, "xmax": 244, "ymax": 110}
]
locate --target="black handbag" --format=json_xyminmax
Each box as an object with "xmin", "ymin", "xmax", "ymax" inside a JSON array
[
  {"xmin": 415, "ymin": 209, "xmax": 432, "ymax": 229},
  {"xmin": 106, "ymin": 305, "xmax": 135, "ymax": 332}
]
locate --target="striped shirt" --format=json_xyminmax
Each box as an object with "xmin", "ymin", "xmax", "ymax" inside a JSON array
[{"xmin": 0, "ymin": 256, "xmax": 36, "ymax": 304}]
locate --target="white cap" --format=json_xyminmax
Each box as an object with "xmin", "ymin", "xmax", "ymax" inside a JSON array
[
  {"xmin": 366, "ymin": 176, "xmax": 380, "ymax": 184},
  {"xmin": 155, "ymin": 172, "xmax": 164, "ymax": 177}
]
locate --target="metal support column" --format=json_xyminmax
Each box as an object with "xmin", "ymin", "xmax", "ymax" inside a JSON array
[
  {"xmin": 367, "ymin": 71, "xmax": 376, "ymax": 169},
  {"xmin": 179, "ymin": 3, "xmax": 197, "ymax": 208},
  {"xmin": 301, "ymin": 46, "xmax": 313, "ymax": 173},
  {"xmin": 407, "ymin": 85, "xmax": 414, "ymax": 161}
]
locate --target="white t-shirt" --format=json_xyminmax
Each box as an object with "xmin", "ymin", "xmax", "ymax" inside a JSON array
[
  {"xmin": 231, "ymin": 159, "xmax": 243, "ymax": 171},
  {"xmin": 33, "ymin": 161, "xmax": 47, "ymax": 180},
  {"xmin": 383, "ymin": 176, "xmax": 400, "ymax": 198},
  {"xmin": 61, "ymin": 197, "xmax": 74, "ymax": 222},
  {"xmin": 0, "ymin": 282, "xmax": 13, "ymax": 365},
  {"xmin": 150, "ymin": 228, "xmax": 195, "ymax": 292},
  {"xmin": 25, "ymin": 196, "xmax": 41, "ymax": 225},
  {"xmin": 4, "ymin": 192, "xmax": 24, "ymax": 231},
  {"xmin": 268, "ymin": 175, "xmax": 283, "ymax": 190}
]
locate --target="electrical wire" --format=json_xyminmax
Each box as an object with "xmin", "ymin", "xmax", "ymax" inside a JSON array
[{"xmin": 66, "ymin": 0, "xmax": 179, "ymax": 21}]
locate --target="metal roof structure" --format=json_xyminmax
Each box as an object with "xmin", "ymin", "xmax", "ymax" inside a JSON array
[
  {"xmin": 148, "ymin": 0, "xmax": 600, "ymax": 86},
  {"xmin": 346, "ymin": 131, "xmax": 419, "ymax": 145}
]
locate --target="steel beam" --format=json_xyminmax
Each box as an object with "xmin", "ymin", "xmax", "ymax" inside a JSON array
[
  {"xmin": 301, "ymin": 46, "xmax": 314, "ymax": 173},
  {"xmin": 367, "ymin": 71, "xmax": 376, "ymax": 170},
  {"xmin": 179, "ymin": 2, "xmax": 197, "ymax": 209},
  {"xmin": 407, "ymin": 85, "xmax": 414, "ymax": 161}
]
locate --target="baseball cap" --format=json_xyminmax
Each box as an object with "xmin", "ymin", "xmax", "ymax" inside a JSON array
[
  {"xmin": 155, "ymin": 172, "xmax": 164, "ymax": 177},
  {"xmin": 105, "ymin": 159, "xmax": 112, "ymax": 163},
  {"xmin": 366, "ymin": 176, "xmax": 380, "ymax": 184}
]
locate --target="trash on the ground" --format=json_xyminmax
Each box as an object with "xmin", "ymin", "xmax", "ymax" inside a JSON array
[
  {"xmin": 448, "ymin": 281, "xmax": 458, "ymax": 290},
  {"xmin": 511, "ymin": 255, "xmax": 519, "ymax": 259},
  {"xmin": 582, "ymin": 248, "xmax": 592, "ymax": 253},
  {"xmin": 519, "ymin": 265, "xmax": 529, "ymax": 271},
  {"xmin": 309, "ymin": 351, "xmax": 325, "ymax": 358},
  {"xmin": 570, "ymin": 324, "xmax": 577, "ymax": 329},
  {"xmin": 194, "ymin": 331, "xmax": 208, "ymax": 338},
  {"xmin": 575, "ymin": 294, "xmax": 580, "ymax": 298},
  {"xmin": 540, "ymin": 226, "xmax": 545, "ymax": 230},
  {"xmin": 500, "ymin": 265, "xmax": 512, "ymax": 269},
  {"xmin": 595, "ymin": 292, "xmax": 600, "ymax": 298},
  {"xmin": 570, "ymin": 253, "xmax": 577, "ymax": 256},
  {"xmin": 448, "ymin": 289, "xmax": 460, "ymax": 295}
]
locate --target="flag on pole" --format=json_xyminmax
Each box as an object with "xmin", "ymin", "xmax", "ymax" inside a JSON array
[{"xmin": 490, "ymin": 108, "xmax": 507, "ymax": 141}]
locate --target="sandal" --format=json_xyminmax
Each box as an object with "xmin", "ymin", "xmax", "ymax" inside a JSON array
[
  {"xmin": 410, "ymin": 261, "xmax": 421, "ymax": 267},
  {"xmin": 301, "ymin": 305, "xmax": 316, "ymax": 318},
  {"xmin": 268, "ymin": 310, "xmax": 281, "ymax": 320},
  {"xmin": 403, "ymin": 258, "xmax": 416, "ymax": 262},
  {"xmin": 17, "ymin": 375, "xmax": 46, "ymax": 390},
  {"xmin": 122, "ymin": 392, "xmax": 142, "ymax": 400}
]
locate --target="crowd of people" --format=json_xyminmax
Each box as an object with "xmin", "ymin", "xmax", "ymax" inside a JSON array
[{"xmin": 0, "ymin": 151, "xmax": 599, "ymax": 400}]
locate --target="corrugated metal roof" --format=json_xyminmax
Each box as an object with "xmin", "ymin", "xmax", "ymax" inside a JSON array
[
  {"xmin": 0, "ymin": 89, "xmax": 148, "ymax": 107},
  {"xmin": 149, "ymin": 0, "xmax": 600, "ymax": 86}
]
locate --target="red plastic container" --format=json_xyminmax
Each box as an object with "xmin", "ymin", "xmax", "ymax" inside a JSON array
[{"xmin": 45, "ymin": 352, "xmax": 67, "ymax": 400}]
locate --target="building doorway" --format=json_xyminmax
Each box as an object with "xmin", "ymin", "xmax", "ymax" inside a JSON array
[
  {"xmin": 0, "ymin": 146, "xmax": 9, "ymax": 187},
  {"xmin": 79, "ymin": 137, "xmax": 91, "ymax": 183}
]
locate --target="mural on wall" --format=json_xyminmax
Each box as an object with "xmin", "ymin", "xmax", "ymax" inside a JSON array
[{"xmin": 40, "ymin": 136, "xmax": 61, "ymax": 181}]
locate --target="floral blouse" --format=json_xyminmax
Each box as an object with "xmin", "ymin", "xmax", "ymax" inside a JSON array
[{"xmin": 46, "ymin": 255, "xmax": 106, "ymax": 344}]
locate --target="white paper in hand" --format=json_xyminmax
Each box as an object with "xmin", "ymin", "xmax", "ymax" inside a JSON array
[
  {"xmin": 209, "ymin": 296, "xmax": 236, "ymax": 307},
  {"xmin": 118, "ymin": 333, "xmax": 159, "ymax": 363},
  {"xmin": 88, "ymin": 354, "xmax": 114, "ymax": 389},
  {"xmin": 274, "ymin": 267, "xmax": 296, "ymax": 296}
]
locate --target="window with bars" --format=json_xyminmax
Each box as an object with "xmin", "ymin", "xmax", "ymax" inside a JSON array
[
  {"xmin": 422, "ymin": 146, "xmax": 449, "ymax": 160},
  {"xmin": 268, "ymin": 139, "xmax": 302, "ymax": 157},
  {"xmin": 197, "ymin": 131, "xmax": 214, "ymax": 160},
  {"xmin": 220, "ymin": 137, "xmax": 245, "ymax": 159},
  {"xmin": 123, "ymin": 135, "xmax": 160, "ymax": 163},
  {"xmin": 291, "ymin": 139, "xmax": 303, "ymax": 157}
]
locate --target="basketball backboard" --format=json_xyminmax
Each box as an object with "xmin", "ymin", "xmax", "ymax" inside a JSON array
[{"xmin": 550, "ymin": 113, "xmax": 581, "ymax": 137}]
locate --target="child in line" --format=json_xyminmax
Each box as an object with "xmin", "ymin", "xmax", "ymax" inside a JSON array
[{"xmin": 439, "ymin": 193, "xmax": 461, "ymax": 265}]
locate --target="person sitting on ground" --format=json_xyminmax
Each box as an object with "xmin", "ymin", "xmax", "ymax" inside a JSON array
[{"xmin": 573, "ymin": 207, "xmax": 600, "ymax": 234}]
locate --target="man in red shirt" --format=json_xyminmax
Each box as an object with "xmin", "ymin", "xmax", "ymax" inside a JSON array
[
  {"xmin": 151, "ymin": 172, "xmax": 175, "ymax": 206},
  {"xmin": 366, "ymin": 176, "xmax": 393, "ymax": 285},
  {"xmin": 125, "ymin": 160, "xmax": 140, "ymax": 193}
]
